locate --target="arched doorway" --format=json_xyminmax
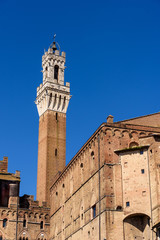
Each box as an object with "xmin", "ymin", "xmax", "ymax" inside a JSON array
[{"xmin": 123, "ymin": 213, "xmax": 151, "ymax": 240}]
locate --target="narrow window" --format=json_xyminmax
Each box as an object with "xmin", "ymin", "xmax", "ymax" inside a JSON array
[
  {"xmin": 126, "ymin": 201, "xmax": 130, "ymax": 207},
  {"xmin": 56, "ymin": 112, "xmax": 58, "ymax": 121},
  {"xmin": 23, "ymin": 219, "xmax": 26, "ymax": 228},
  {"xmin": 40, "ymin": 221, "xmax": 43, "ymax": 229},
  {"xmin": 141, "ymin": 169, "xmax": 145, "ymax": 174},
  {"xmin": 92, "ymin": 204, "xmax": 96, "ymax": 218},
  {"xmin": 3, "ymin": 218, "xmax": 7, "ymax": 228},
  {"xmin": 54, "ymin": 65, "xmax": 59, "ymax": 80},
  {"xmin": 55, "ymin": 149, "xmax": 57, "ymax": 156}
]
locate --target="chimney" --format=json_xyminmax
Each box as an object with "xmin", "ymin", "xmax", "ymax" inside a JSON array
[{"xmin": 107, "ymin": 115, "xmax": 114, "ymax": 124}]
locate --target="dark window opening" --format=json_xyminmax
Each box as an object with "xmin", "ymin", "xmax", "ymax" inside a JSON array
[
  {"xmin": 55, "ymin": 149, "xmax": 57, "ymax": 156},
  {"xmin": 62, "ymin": 183, "xmax": 65, "ymax": 188},
  {"xmin": 81, "ymin": 214, "xmax": 83, "ymax": 220},
  {"xmin": 126, "ymin": 201, "xmax": 130, "ymax": 207},
  {"xmin": 80, "ymin": 163, "xmax": 83, "ymax": 168},
  {"xmin": 56, "ymin": 192, "xmax": 58, "ymax": 196},
  {"xmin": 3, "ymin": 218, "xmax": 7, "ymax": 228},
  {"xmin": 56, "ymin": 112, "xmax": 58, "ymax": 121},
  {"xmin": 23, "ymin": 219, "xmax": 26, "ymax": 228},
  {"xmin": 40, "ymin": 221, "xmax": 43, "ymax": 229},
  {"xmin": 116, "ymin": 205, "xmax": 122, "ymax": 210},
  {"xmin": 54, "ymin": 65, "xmax": 59, "ymax": 80},
  {"xmin": 140, "ymin": 150, "xmax": 143, "ymax": 155},
  {"xmin": 141, "ymin": 169, "xmax": 145, "ymax": 174},
  {"xmin": 91, "ymin": 151, "xmax": 94, "ymax": 156},
  {"xmin": 92, "ymin": 204, "xmax": 96, "ymax": 218}
]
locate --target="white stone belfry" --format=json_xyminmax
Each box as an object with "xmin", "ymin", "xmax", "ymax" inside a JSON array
[{"xmin": 35, "ymin": 44, "xmax": 70, "ymax": 117}]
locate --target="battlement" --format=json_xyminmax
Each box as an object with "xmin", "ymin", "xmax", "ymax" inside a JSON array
[
  {"xmin": 0, "ymin": 156, "xmax": 8, "ymax": 173},
  {"xmin": 19, "ymin": 194, "xmax": 49, "ymax": 210}
]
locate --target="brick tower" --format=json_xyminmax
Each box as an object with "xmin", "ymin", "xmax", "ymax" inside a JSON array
[{"xmin": 35, "ymin": 38, "xmax": 70, "ymax": 206}]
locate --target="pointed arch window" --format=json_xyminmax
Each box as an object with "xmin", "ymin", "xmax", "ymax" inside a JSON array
[{"xmin": 54, "ymin": 65, "xmax": 59, "ymax": 80}]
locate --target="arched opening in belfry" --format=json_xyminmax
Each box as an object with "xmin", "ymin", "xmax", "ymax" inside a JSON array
[
  {"xmin": 54, "ymin": 65, "xmax": 59, "ymax": 80},
  {"xmin": 123, "ymin": 213, "xmax": 150, "ymax": 240}
]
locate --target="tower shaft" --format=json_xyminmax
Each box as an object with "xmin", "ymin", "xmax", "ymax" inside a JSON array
[{"xmin": 37, "ymin": 111, "xmax": 66, "ymax": 205}]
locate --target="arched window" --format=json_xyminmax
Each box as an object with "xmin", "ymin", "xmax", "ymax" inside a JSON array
[
  {"xmin": 3, "ymin": 218, "xmax": 7, "ymax": 228},
  {"xmin": 54, "ymin": 65, "xmax": 59, "ymax": 80}
]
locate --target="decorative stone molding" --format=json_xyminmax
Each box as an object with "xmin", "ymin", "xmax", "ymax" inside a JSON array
[{"xmin": 35, "ymin": 47, "xmax": 71, "ymax": 117}]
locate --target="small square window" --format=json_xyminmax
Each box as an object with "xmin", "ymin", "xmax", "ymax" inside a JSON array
[
  {"xmin": 141, "ymin": 169, "xmax": 145, "ymax": 174},
  {"xmin": 140, "ymin": 150, "xmax": 143, "ymax": 155},
  {"xmin": 126, "ymin": 201, "xmax": 130, "ymax": 207}
]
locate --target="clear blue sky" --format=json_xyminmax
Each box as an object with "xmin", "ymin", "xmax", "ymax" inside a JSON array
[{"xmin": 0, "ymin": 0, "xmax": 160, "ymax": 197}]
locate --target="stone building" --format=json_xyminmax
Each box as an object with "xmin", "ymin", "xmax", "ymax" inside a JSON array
[{"xmin": 1, "ymin": 39, "xmax": 160, "ymax": 239}]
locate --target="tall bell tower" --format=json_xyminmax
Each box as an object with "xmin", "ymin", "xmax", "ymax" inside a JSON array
[{"xmin": 35, "ymin": 37, "xmax": 70, "ymax": 206}]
